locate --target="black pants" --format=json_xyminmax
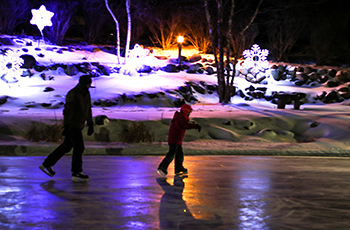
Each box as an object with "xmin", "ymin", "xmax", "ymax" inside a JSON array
[
  {"xmin": 158, "ymin": 144, "xmax": 185, "ymax": 174},
  {"xmin": 43, "ymin": 127, "xmax": 85, "ymax": 173}
]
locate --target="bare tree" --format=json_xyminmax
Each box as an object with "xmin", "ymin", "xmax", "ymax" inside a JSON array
[
  {"xmin": 81, "ymin": 0, "xmax": 108, "ymax": 44},
  {"xmin": 266, "ymin": 5, "xmax": 306, "ymax": 62},
  {"xmin": 43, "ymin": 0, "xmax": 79, "ymax": 45},
  {"xmin": 204, "ymin": 0, "xmax": 263, "ymax": 103},
  {"xmin": 0, "ymin": 0, "xmax": 30, "ymax": 34},
  {"xmin": 125, "ymin": 0, "xmax": 131, "ymax": 64},
  {"xmin": 309, "ymin": 5, "xmax": 349, "ymax": 65},
  {"xmin": 183, "ymin": 7, "xmax": 211, "ymax": 53},
  {"xmin": 148, "ymin": 11, "xmax": 182, "ymax": 50},
  {"xmin": 105, "ymin": 0, "xmax": 121, "ymax": 64}
]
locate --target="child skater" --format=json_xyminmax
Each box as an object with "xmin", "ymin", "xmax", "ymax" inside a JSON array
[{"xmin": 157, "ymin": 104, "xmax": 201, "ymax": 177}]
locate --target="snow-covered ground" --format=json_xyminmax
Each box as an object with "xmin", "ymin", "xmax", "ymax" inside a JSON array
[{"xmin": 1, "ymin": 35, "xmax": 350, "ymax": 155}]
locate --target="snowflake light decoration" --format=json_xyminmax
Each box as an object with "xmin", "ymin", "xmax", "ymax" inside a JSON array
[
  {"xmin": 30, "ymin": 5, "xmax": 54, "ymax": 37},
  {"xmin": 0, "ymin": 49, "xmax": 24, "ymax": 84},
  {"xmin": 126, "ymin": 44, "xmax": 149, "ymax": 59},
  {"xmin": 243, "ymin": 44, "xmax": 269, "ymax": 72},
  {"xmin": 124, "ymin": 44, "xmax": 150, "ymax": 74}
]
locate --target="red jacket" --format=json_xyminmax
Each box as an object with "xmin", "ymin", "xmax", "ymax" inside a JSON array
[{"xmin": 168, "ymin": 111, "xmax": 198, "ymax": 145}]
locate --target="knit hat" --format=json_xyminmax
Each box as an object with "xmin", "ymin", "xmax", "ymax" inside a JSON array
[
  {"xmin": 181, "ymin": 104, "xmax": 192, "ymax": 115},
  {"xmin": 79, "ymin": 75, "xmax": 92, "ymax": 86}
]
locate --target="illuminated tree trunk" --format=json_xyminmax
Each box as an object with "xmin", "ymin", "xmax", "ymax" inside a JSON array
[
  {"xmin": 105, "ymin": 0, "xmax": 120, "ymax": 64},
  {"xmin": 224, "ymin": 0, "xmax": 235, "ymax": 103},
  {"xmin": 125, "ymin": 0, "xmax": 131, "ymax": 64},
  {"xmin": 205, "ymin": 0, "xmax": 263, "ymax": 103}
]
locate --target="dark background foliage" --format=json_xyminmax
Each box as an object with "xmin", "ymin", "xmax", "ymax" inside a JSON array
[{"xmin": 0, "ymin": 0, "xmax": 348, "ymax": 65}]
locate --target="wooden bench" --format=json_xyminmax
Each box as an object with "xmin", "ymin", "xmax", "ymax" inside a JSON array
[{"xmin": 273, "ymin": 92, "xmax": 306, "ymax": 109}]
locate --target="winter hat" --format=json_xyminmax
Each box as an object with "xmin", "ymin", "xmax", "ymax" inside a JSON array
[
  {"xmin": 181, "ymin": 104, "xmax": 192, "ymax": 115},
  {"xmin": 79, "ymin": 75, "xmax": 92, "ymax": 86}
]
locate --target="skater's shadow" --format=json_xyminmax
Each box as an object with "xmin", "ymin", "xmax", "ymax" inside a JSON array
[
  {"xmin": 40, "ymin": 180, "xmax": 90, "ymax": 200},
  {"xmin": 157, "ymin": 176, "xmax": 222, "ymax": 229}
]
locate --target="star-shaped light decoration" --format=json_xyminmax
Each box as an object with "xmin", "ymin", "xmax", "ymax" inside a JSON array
[
  {"xmin": 30, "ymin": 5, "xmax": 54, "ymax": 36},
  {"xmin": 243, "ymin": 44, "xmax": 269, "ymax": 72}
]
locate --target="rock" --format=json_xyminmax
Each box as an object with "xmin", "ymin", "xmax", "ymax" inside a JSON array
[
  {"xmin": 188, "ymin": 54, "xmax": 201, "ymax": 62},
  {"xmin": 308, "ymin": 72, "xmax": 319, "ymax": 81},
  {"xmin": 0, "ymin": 37, "xmax": 15, "ymax": 45},
  {"xmin": 21, "ymin": 69, "xmax": 34, "ymax": 77},
  {"xmin": 94, "ymin": 115, "xmax": 109, "ymax": 125},
  {"xmin": 190, "ymin": 82, "xmax": 206, "ymax": 94},
  {"xmin": 294, "ymin": 80, "xmax": 305, "ymax": 86},
  {"xmin": 270, "ymin": 69, "xmax": 280, "ymax": 81},
  {"xmin": 319, "ymin": 75, "xmax": 329, "ymax": 83},
  {"xmin": 137, "ymin": 65, "xmax": 152, "ymax": 73},
  {"xmin": 303, "ymin": 67, "xmax": 314, "ymax": 74},
  {"xmin": 296, "ymin": 72, "xmax": 308, "ymax": 81},
  {"xmin": 97, "ymin": 64, "xmax": 111, "ymax": 75},
  {"xmin": 326, "ymin": 80, "xmax": 340, "ymax": 87},
  {"xmin": 317, "ymin": 69, "xmax": 327, "ymax": 75},
  {"xmin": 323, "ymin": 91, "xmax": 340, "ymax": 103},
  {"xmin": 20, "ymin": 54, "xmax": 36, "ymax": 68},
  {"xmin": 340, "ymin": 92, "xmax": 350, "ymax": 99},
  {"xmin": 337, "ymin": 87, "xmax": 350, "ymax": 93},
  {"xmin": 64, "ymin": 64, "xmax": 79, "ymax": 76},
  {"xmin": 76, "ymin": 63, "xmax": 92, "ymax": 73},
  {"xmin": 44, "ymin": 87, "xmax": 54, "ymax": 92},
  {"xmin": 161, "ymin": 64, "xmax": 179, "ymax": 73},
  {"xmin": 328, "ymin": 69, "xmax": 337, "ymax": 78},
  {"xmin": 0, "ymin": 96, "xmax": 8, "ymax": 105},
  {"xmin": 205, "ymin": 66, "xmax": 215, "ymax": 75},
  {"xmin": 187, "ymin": 64, "xmax": 201, "ymax": 73},
  {"xmin": 335, "ymin": 70, "xmax": 350, "ymax": 83},
  {"xmin": 34, "ymin": 64, "xmax": 47, "ymax": 72},
  {"xmin": 154, "ymin": 56, "xmax": 168, "ymax": 60}
]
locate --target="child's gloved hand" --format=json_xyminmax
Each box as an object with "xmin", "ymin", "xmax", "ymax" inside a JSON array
[{"xmin": 196, "ymin": 124, "xmax": 202, "ymax": 132}]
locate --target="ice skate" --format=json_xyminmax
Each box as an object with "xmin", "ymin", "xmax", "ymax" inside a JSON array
[
  {"xmin": 72, "ymin": 172, "xmax": 89, "ymax": 182},
  {"xmin": 39, "ymin": 164, "xmax": 56, "ymax": 177}
]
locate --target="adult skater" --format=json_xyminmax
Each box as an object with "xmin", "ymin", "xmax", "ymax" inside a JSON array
[
  {"xmin": 157, "ymin": 104, "xmax": 201, "ymax": 177},
  {"xmin": 39, "ymin": 75, "xmax": 94, "ymax": 182}
]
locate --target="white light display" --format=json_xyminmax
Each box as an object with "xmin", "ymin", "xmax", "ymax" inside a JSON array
[
  {"xmin": 0, "ymin": 49, "xmax": 24, "ymax": 84},
  {"xmin": 243, "ymin": 44, "xmax": 269, "ymax": 72},
  {"xmin": 123, "ymin": 44, "xmax": 150, "ymax": 75},
  {"xmin": 30, "ymin": 5, "xmax": 54, "ymax": 37},
  {"xmin": 126, "ymin": 44, "xmax": 149, "ymax": 59}
]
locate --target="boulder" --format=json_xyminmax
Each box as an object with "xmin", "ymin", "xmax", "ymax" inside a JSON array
[
  {"xmin": 335, "ymin": 70, "xmax": 350, "ymax": 83},
  {"xmin": 205, "ymin": 66, "xmax": 215, "ymax": 75},
  {"xmin": 137, "ymin": 65, "xmax": 152, "ymax": 73},
  {"xmin": 187, "ymin": 64, "xmax": 201, "ymax": 73},
  {"xmin": 64, "ymin": 64, "xmax": 79, "ymax": 76},
  {"xmin": 20, "ymin": 54, "xmax": 36, "ymax": 68},
  {"xmin": 188, "ymin": 54, "xmax": 202, "ymax": 62},
  {"xmin": 323, "ymin": 91, "xmax": 341, "ymax": 103},
  {"xmin": 326, "ymin": 80, "xmax": 340, "ymax": 87},
  {"xmin": 161, "ymin": 64, "xmax": 179, "ymax": 73}
]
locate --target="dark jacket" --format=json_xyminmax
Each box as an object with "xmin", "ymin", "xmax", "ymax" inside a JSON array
[
  {"xmin": 168, "ymin": 111, "xmax": 198, "ymax": 145},
  {"xmin": 63, "ymin": 84, "xmax": 93, "ymax": 130}
]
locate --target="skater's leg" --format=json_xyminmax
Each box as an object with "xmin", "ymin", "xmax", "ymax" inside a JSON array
[
  {"xmin": 158, "ymin": 144, "xmax": 178, "ymax": 173},
  {"xmin": 43, "ymin": 135, "xmax": 73, "ymax": 167},
  {"xmin": 174, "ymin": 145, "xmax": 185, "ymax": 173},
  {"xmin": 70, "ymin": 128, "xmax": 85, "ymax": 173}
]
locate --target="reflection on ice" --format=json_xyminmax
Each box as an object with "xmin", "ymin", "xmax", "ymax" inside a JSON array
[{"xmin": 237, "ymin": 160, "xmax": 271, "ymax": 229}]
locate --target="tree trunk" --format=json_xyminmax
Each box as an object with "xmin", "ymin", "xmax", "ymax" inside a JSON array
[
  {"xmin": 125, "ymin": 0, "xmax": 131, "ymax": 64},
  {"xmin": 105, "ymin": 0, "xmax": 120, "ymax": 64},
  {"xmin": 224, "ymin": 0, "xmax": 235, "ymax": 103},
  {"xmin": 216, "ymin": 0, "xmax": 225, "ymax": 103}
]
